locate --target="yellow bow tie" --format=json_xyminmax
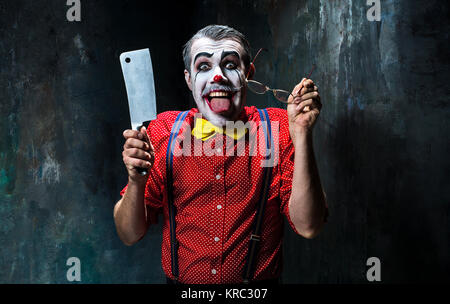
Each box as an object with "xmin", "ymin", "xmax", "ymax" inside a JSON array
[{"xmin": 191, "ymin": 118, "xmax": 247, "ymax": 141}]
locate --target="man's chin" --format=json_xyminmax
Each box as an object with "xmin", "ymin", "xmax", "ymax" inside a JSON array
[
  {"xmin": 203, "ymin": 110, "xmax": 233, "ymax": 126},
  {"xmin": 210, "ymin": 107, "xmax": 233, "ymax": 117}
]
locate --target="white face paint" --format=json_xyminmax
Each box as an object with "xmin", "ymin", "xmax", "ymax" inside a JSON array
[{"xmin": 185, "ymin": 37, "xmax": 248, "ymax": 127}]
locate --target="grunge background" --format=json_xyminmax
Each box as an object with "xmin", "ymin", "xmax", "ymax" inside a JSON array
[{"xmin": 0, "ymin": 0, "xmax": 448, "ymax": 283}]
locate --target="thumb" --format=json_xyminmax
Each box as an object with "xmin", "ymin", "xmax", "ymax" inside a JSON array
[
  {"xmin": 140, "ymin": 126, "xmax": 154, "ymax": 151},
  {"xmin": 300, "ymin": 77, "xmax": 307, "ymax": 87}
]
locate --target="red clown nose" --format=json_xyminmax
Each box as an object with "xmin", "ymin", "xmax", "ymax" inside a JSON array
[{"xmin": 213, "ymin": 75, "xmax": 223, "ymax": 82}]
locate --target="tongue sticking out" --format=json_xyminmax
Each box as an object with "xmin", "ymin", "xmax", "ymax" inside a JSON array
[{"xmin": 210, "ymin": 97, "xmax": 231, "ymax": 113}]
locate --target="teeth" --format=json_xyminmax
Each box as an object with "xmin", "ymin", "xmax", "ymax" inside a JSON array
[{"xmin": 209, "ymin": 91, "xmax": 231, "ymax": 98}]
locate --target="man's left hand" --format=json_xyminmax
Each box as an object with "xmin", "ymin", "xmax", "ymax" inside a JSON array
[{"xmin": 287, "ymin": 78, "xmax": 322, "ymax": 141}]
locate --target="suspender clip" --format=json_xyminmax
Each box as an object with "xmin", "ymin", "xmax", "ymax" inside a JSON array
[{"xmin": 250, "ymin": 234, "xmax": 261, "ymax": 241}]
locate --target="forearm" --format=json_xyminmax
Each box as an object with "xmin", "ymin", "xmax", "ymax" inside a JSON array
[
  {"xmin": 113, "ymin": 178, "xmax": 148, "ymax": 245},
  {"xmin": 288, "ymin": 132, "xmax": 327, "ymax": 238}
]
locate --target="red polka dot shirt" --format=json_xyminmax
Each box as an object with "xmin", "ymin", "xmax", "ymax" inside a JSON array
[{"xmin": 120, "ymin": 106, "xmax": 302, "ymax": 284}]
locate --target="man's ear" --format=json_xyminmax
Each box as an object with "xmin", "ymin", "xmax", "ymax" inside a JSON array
[
  {"xmin": 247, "ymin": 63, "xmax": 256, "ymax": 80},
  {"xmin": 184, "ymin": 69, "xmax": 193, "ymax": 91}
]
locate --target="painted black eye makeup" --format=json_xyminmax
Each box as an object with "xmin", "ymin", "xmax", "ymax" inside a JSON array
[
  {"xmin": 193, "ymin": 52, "xmax": 214, "ymax": 72},
  {"xmin": 221, "ymin": 51, "xmax": 240, "ymax": 69},
  {"xmin": 222, "ymin": 59, "xmax": 238, "ymax": 70},
  {"xmin": 197, "ymin": 61, "xmax": 211, "ymax": 71},
  {"xmin": 233, "ymin": 69, "xmax": 244, "ymax": 88}
]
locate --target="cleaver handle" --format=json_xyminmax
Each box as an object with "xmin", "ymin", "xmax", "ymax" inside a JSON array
[{"xmin": 136, "ymin": 120, "xmax": 152, "ymax": 176}]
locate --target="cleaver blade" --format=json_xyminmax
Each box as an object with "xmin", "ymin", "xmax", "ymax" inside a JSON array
[{"xmin": 120, "ymin": 48, "xmax": 157, "ymax": 175}]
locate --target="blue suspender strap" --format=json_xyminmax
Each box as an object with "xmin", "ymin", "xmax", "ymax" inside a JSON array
[
  {"xmin": 165, "ymin": 109, "xmax": 273, "ymax": 283},
  {"xmin": 165, "ymin": 110, "xmax": 189, "ymax": 280},
  {"xmin": 243, "ymin": 108, "xmax": 274, "ymax": 283}
]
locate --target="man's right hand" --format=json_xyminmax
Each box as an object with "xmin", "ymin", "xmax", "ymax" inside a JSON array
[{"xmin": 122, "ymin": 127, "xmax": 155, "ymax": 183}]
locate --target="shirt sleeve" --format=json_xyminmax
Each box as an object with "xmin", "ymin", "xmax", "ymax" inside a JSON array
[
  {"xmin": 272, "ymin": 108, "xmax": 328, "ymax": 235},
  {"xmin": 119, "ymin": 119, "xmax": 166, "ymax": 225},
  {"xmin": 276, "ymin": 112, "xmax": 300, "ymax": 234}
]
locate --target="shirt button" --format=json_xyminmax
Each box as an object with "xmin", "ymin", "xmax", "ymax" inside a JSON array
[
  {"xmin": 211, "ymin": 269, "xmax": 217, "ymax": 275},
  {"xmin": 216, "ymin": 174, "xmax": 221, "ymax": 180},
  {"xmin": 214, "ymin": 237, "xmax": 220, "ymax": 242},
  {"xmin": 217, "ymin": 205, "xmax": 222, "ymax": 210}
]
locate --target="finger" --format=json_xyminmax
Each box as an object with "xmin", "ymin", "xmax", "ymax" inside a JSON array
[
  {"xmin": 139, "ymin": 126, "xmax": 155, "ymax": 152},
  {"xmin": 300, "ymin": 91, "xmax": 320, "ymax": 102},
  {"xmin": 124, "ymin": 138, "xmax": 149, "ymax": 150},
  {"xmin": 288, "ymin": 93, "xmax": 302, "ymax": 104},
  {"xmin": 289, "ymin": 78, "xmax": 312, "ymax": 103},
  {"xmin": 309, "ymin": 101, "xmax": 322, "ymax": 112},
  {"xmin": 296, "ymin": 99, "xmax": 315, "ymax": 112},
  {"xmin": 291, "ymin": 91, "xmax": 319, "ymax": 104},
  {"xmin": 124, "ymin": 156, "xmax": 152, "ymax": 170},
  {"xmin": 291, "ymin": 80, "xmax": 305, "ymax": 96},
  {"xmin": 299, "ymin": 85, "xmax": 318, "ymax": 96},
  {"xmin": 123, "ymin": 148, "xmax": 152, "ymax": 161},
  {"xmin": 300, "ymin": 99, "xmax": 322, "ymax": 113},
  {"xmin": 123, "ymin": 129, "xmax": 143, "ymax": 140},
  {"xmin": 301, "ymin": 109, "xmax": 320, "ymax": 123},
  {"xmin": 139, "ymin": 126, "xmax": 148, "ymax": 141},
  {"xmin": 303, "ymin": 78, "xmax": 315, "ymax": 88},
  {"xmin": 125, "ymin": 163, "xmax": 135, "ymax": 171}
]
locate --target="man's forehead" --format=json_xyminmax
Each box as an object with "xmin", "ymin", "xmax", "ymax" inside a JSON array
[{"xmin": 190, "ymin": 37, "xmax": 244, "ymax": 62}]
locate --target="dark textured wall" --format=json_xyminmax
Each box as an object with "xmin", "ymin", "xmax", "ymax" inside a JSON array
[{"xmin": 0, "ymin": 0, "xmax": 448, "ymax": 283}]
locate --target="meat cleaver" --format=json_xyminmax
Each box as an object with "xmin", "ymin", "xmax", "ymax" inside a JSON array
[{"xmin": 120, "ymin": 48, "xmax": 157, "ymax": 175}]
